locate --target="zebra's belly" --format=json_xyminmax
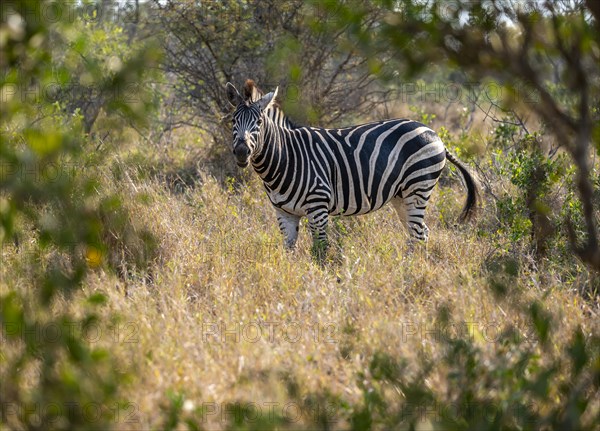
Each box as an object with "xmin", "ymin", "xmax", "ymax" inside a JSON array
[
  {"xmin": 263, "ymin": 170, "xmax": 400, "ymax": 217},
  {"xmin": 269, "ymin": 195, "xmax": 386, "ymax": 217},
  {"xmin": 264, "ymin": 189, "xmax": 309, "ymax": 216},
  {"xmin": 328, "ymin": 193, "xmax": 394, "ymax": 216}
]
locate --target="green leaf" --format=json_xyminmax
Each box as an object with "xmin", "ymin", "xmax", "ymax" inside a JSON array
[
  {"xmin": 0, "ymin": 292, "xmax": 24, "ymax": 340},
  {"xmin": 529, "ymin": 302, "xmax": 551, "ymax": 346},
  {"xmin": 567, "ymin": 327, "xmax": 588, "ymax": 376},
  {"xmin": 87, "ymin": 292, "xmax": 108, "ymax": 305}
]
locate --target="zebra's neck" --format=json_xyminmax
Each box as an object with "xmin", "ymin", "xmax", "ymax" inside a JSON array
[
  {"xmin": 251, "ymin": 114, "xmax": 288, "ymax": 185},
  {"xmin": 265, "ymin": 105, "xmax": 297, "ymax": 129}
]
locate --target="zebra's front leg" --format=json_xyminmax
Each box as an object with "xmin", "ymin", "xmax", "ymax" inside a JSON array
[
  {"xmin": 275, "ymin": 208, "xmax": 301, "ymax": 250},
  {"xmin": 307, "ymin": 207, "xmax": 329, "ymax": 261}
]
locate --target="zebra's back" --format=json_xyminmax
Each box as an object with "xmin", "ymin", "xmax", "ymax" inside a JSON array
[{"xmin": 306, "ymin": 119, "xmax": 446, "ymax": 216}]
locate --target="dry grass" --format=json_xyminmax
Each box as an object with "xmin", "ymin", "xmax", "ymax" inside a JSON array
[
  {"xmin": 2, "ymin": 120, "xmax": 598, "ymax": 430},
  {"xmin": 97, "ymin": 146, "xmax": 598, "ymax": 428}
]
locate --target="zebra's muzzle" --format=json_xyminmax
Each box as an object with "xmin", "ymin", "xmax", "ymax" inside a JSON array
[{"xmin": 233, "ymin": 143, "xmax": 251, "ymax": 167}]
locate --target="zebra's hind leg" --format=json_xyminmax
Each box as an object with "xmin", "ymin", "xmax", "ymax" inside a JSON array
[
  {"xmin": 275, "ymin": 208, "xmax": 301, "ymax": 250},
  {"xmin": 391, "ymin": 196, "xmax": 429, "ymax": 243},
  {"xmin": 307, "ymin": 207, "xmax": 329, "ymax": 261}
]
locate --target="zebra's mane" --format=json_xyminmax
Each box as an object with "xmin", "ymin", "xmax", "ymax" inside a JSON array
[
  {"xmin": 268, "ymin": 104, "xmax": 302, "ymax": 129},
  {"xmin": 243, "ymin": 79, "xmax": 302, "ymax": 130}
]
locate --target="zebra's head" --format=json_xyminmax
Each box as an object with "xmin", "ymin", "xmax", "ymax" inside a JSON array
[{"xmin": 226, "ymin": 81, "xmax": 278, "ymax": 168}]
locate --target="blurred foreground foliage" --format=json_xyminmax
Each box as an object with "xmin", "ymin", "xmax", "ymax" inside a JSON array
[{"xmin": 1, "ymin": 0, "xmax": 158, "ymax": 429}]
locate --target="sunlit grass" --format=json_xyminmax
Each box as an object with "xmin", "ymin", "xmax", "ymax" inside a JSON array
[{"xmin": 2, "ymin": 128, "xmax": 597, "ymax": 430}]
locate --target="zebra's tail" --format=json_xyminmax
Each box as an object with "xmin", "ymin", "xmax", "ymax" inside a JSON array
[{"xmin": 445, "ymin": 149, "xmax": 479, "ymax": 222}]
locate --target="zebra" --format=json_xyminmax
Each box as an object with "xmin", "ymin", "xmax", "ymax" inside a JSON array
[{"xmin": 225, "ymin": 79, "xmax": 477, "ymax": 257}]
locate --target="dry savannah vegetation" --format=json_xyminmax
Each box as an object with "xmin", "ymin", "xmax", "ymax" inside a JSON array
[
  {"xmin": 3, "ymin": 120, "xmax": 598, "ymax": 430},
  {"xmin": 1, "ymin": 1, "xmax": 600, "ymax": 430}
]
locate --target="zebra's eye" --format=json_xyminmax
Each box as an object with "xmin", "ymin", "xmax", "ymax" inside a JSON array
[{"xmin": 256, "ymin": 118, "xmax": 262, "ymax": 126}]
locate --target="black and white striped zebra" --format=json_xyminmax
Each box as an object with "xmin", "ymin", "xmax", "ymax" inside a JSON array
[{"xmin": 226, "ymin": 80, "xmax": 477, "ymax": 254}]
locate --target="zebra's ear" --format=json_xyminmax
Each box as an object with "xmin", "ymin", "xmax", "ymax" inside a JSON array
[
  {"xmin": 257, "ymin": 86, "xmax": 278, "ymax": 111},
  {"xmin": 226, "ymin": 82, "xmax": 243, "ymax": 107}
]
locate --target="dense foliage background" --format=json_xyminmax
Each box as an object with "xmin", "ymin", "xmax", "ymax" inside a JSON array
[{"xmin": 1, "ymin": 1, "xmax": 598, "ymax": 430}]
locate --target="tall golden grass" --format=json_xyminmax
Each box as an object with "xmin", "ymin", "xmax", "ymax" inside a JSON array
[{"xmin": 2, "ymin": 112, "xmax": 597, "ymax": 430}]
